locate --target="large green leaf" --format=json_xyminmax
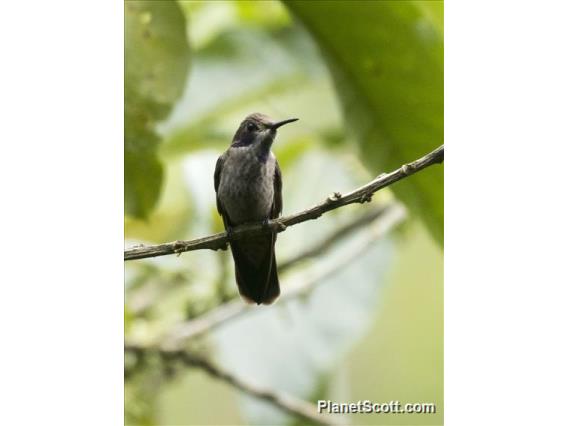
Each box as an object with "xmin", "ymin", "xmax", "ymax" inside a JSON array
[
  {"xmin": 125, "ymin": 0, "xmax": 190, "ymax": 218},
  {"xmin": 284, "ymin": 0, "xmax": 444, "ymax": 244}
]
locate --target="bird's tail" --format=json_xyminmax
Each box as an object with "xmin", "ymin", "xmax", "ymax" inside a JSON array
[{"xmin": 230, "ymin": 235, "xmax": 280, "ymax": 305}]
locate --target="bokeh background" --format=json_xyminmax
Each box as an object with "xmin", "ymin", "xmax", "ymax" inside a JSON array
[{"xmin": 125, "ymin": 1, "xmax": 443, "ymax": 425}]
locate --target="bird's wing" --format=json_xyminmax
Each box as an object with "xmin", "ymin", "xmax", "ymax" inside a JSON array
[
  {"xmin": 214, "ymin": 154, "xmax": 230, "ymax": 224},
  {"xmin": 271, "ymin": 159, "xmax": 283, "ymax": 219}
]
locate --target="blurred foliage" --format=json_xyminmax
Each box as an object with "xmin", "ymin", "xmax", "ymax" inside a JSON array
[
  {"xmin": 125, "ymin": 0, "xmax": 190, "ymax": 218},
  {"xmin": 125, "ymin": 1, "xmax": 443, "ymax": 425},
  {"xmin": 349, "ymin": 226, "xmax": 444, "ymax": 425},
  {"xmin": 285, "ymin": 0, "xmax": 444, "ymax": 244}
]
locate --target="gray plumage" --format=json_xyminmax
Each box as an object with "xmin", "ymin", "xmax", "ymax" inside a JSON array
[
  {"xmin": 217, "ymin": 146, "xmax": 278, "ymax": 224},
  {"xmin": 214, "ymin": 113, "xmax": 297, "ymax": 305}
]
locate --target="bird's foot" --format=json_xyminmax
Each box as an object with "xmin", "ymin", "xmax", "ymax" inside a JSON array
[{"xmin": 225, "ymin": 226, "xmax": 234, "ymax": 243}]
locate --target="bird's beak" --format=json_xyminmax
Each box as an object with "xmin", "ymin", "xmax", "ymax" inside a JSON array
[{"xmin": 269, "ymin": 118, "xmax": 299, "ymax": 130}]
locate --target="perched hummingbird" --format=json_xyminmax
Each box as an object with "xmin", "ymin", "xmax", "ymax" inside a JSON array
[{"xmin": 214, "ymin": 113, "xmax": 299, "ymax": 305}]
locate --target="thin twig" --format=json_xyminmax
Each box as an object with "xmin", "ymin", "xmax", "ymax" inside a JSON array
[
  {"xmin": 125, "ymin": 346, "xmax": 341, "ymax": 425},
  {"xmin": 158, "ymin": 203, "xmax": 406, "ymax": 348},
  {"xmin": 124, "ymin": 145, "xmax": 443, "ymax": 260}
]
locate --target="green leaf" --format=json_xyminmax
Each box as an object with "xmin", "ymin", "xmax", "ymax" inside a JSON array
[
  {"xmin": 284, "ymin": 0, "xmax": 444, "ymax": 244},
  {"xmin": 125, "ymin": 0, "xmax": 190, "ymax": 218}
]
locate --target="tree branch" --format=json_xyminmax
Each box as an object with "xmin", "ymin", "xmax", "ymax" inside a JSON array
[
  {"xmin": 124, "ymin": 145, "xmax": 443, "ymax": 261},
  {"xmin": 157, "ymin": 203, "xmax": 406, "ymax": 348},
  {"xmin": 125, "ymin": 346, "xmax": 341, "ymax": 425}
]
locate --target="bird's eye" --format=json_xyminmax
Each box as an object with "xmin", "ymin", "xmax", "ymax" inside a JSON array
[{"xmin": 246, "ymin": 122, "xmax": 257, "ymax": 132}]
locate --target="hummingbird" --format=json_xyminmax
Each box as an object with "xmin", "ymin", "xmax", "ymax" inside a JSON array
[{"xmin": 214, "ymin": 113, "xmax": 299, "ymax": 305}]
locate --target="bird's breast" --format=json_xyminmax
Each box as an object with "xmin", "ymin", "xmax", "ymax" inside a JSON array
[{"xmin": 218, "ymin": 147, "xmax": 276, "ymax": 224}]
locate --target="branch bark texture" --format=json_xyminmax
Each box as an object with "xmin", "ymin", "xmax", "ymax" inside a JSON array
[{"xmin": 124, "ymin": 145, "xmax": 443, "ymax": 261}]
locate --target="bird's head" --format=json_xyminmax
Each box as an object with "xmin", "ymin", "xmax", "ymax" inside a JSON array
[{"xmin": 231, "ymin": 113, "xmax": 298, "ymax": 149}]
